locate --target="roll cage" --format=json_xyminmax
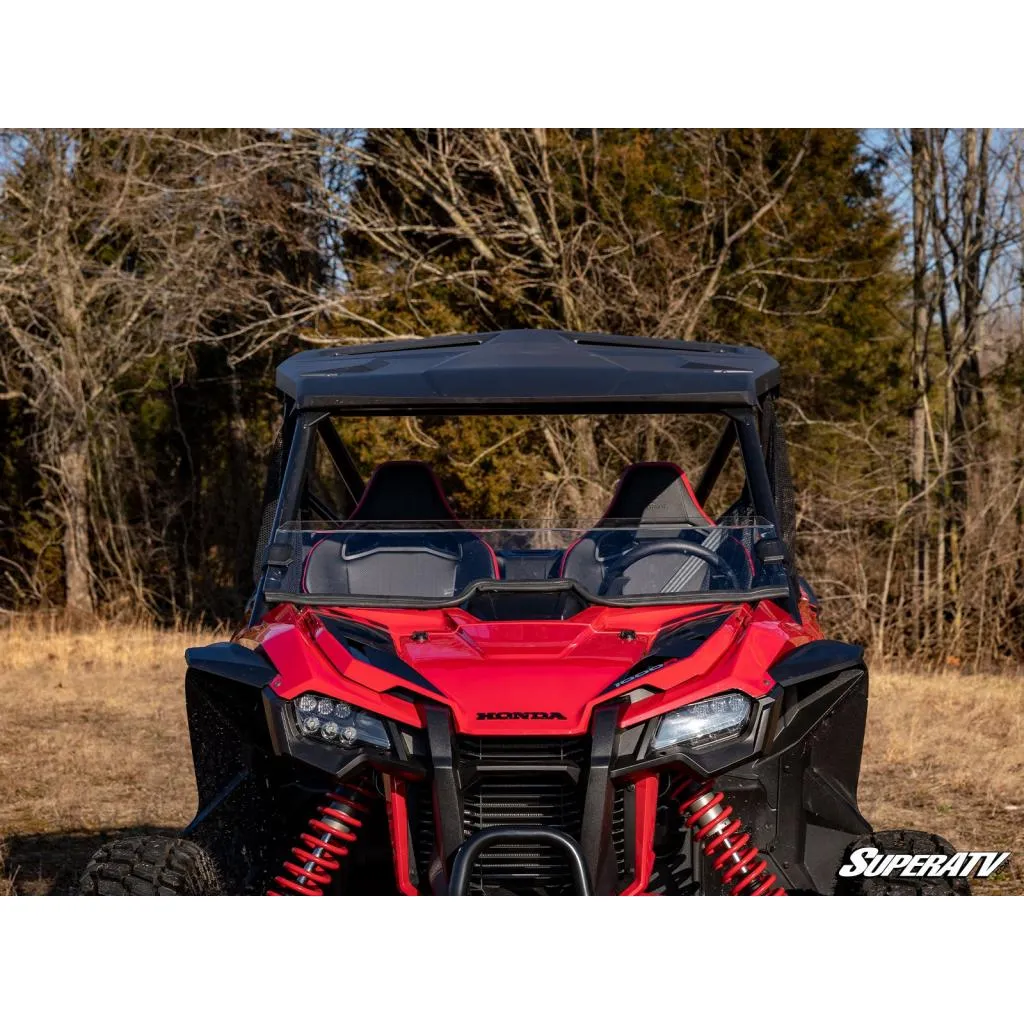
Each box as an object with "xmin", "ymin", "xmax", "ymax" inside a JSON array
[{"xmin": 249, "ymin": 330, "xmax": 798, "ymax": 622}]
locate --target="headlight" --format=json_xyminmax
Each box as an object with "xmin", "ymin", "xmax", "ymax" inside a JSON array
[
  {"xmin": 651, "ymin": 692, "xmax": 753, "ymax": 751},
  {"xmin": 292, "ymin": 692, "xmax": 391, "ymax": 750}
]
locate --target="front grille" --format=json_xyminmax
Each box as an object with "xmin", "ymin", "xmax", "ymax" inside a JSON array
[
  {"xmin": 612, "ymin": 784, "xmax": 627, "ymax": 881},
  {"xmin": 406, "ymin": 782, "xmax": 436, "ymax": 888},
  {"xmin": 457, "ymin": 735, "xmax": 589, "ymax": 895},
  {"xmin": 458, "ymin": 735, "xmax": 589, "ymax": 764}
]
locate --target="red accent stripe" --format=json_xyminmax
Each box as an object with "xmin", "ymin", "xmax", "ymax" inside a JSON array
[
  {"xmin": 557, "ymin": 536, "xmax": 584, "ymax": 577},
  {"xmin": 301, "ymin": 535, "xmax": 328, "ymax": 594}
]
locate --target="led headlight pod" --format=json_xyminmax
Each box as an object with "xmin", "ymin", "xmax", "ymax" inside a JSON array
[
  {"xmin": 291, "ymin": 692, "xmax": 391, "ymax": 750},
  {"xmin": 651, "ymin": 692, "xmax": 753, "ymax": 751}
]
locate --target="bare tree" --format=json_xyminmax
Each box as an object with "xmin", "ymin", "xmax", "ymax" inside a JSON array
[
  {"xmin": 335, "ymin": 129, "xmax": 865, "ymax": 518},
  {"xmin": 845, "ymin": 129, "xmax": 1024, "ymax": 663},
  {"xmin": 0, "ymin": 129, "xmax": 330, "ymax": 616}
]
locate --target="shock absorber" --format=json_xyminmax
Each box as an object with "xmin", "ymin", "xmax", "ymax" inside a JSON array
[
  {"xmin": 673, "ymin": 778, "xmax": 786, "ymax": 896},
  {"xmin": 268, "ymin": 781, "xmax": 376, "ymax": 896}
]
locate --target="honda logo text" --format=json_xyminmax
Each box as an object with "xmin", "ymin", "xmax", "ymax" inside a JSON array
[{"xmin": 476, "ymin": 711, "xmax": 567, "ymax": 720}]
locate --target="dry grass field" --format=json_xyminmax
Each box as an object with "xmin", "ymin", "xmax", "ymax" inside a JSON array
[{"xmin": 1, "ymin": 620, "xmax": 1021, "ymax": 895}]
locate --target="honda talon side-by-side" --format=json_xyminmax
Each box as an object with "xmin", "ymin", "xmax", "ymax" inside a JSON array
[{"xmin": 80, "ymin": 329, "xmax": 965, "ymax": 896}]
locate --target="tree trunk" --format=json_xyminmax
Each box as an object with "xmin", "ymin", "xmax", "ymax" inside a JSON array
[
  {"xmin": 573, "ymin": 415, "xmax": 605, "ymax": 518},
  {"xmin": 909, "ymin": 129, "xmax": 930, "ymax": 645},
  {"xmin": 228, "ymin": 367, "xmax": 255, "ymax": 589},
  {"xmin": 59, "ymin": 437, "xmax": 94, "ymax": 617}
]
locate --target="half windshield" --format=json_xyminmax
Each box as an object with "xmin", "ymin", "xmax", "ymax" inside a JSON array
[{"xmin": 263, "ymin": 517, "xmax": 787, "ymax": 607}]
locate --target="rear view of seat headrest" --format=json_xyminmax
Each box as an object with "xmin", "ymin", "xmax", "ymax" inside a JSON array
[
  {"xmin": 599, "ymin": 462, "xmax": 713, "ymax": 531},
  {"xmin": 557, "ymin": 462, "xmax": 717, "ymax": 591},
  {"xmin": 301, "ymin": 460, "xmax": 498, "ymax": 596},
  {"xmin": 349, "ymin": 460, "xmax": 458, "ymax": 522}
]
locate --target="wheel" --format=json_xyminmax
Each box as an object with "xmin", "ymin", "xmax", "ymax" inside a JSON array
[
  {"xmin": 79, "ymin": 836, "xmax": 221, "ymax": 895},
  {"xmin": 835, "ymin": 829, "xmax": 970, "ymax": 896}
]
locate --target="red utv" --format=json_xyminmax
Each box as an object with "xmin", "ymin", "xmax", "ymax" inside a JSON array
[{"xmin": 80, "ymin": 330, "xmax": 964, "ymax": 895}]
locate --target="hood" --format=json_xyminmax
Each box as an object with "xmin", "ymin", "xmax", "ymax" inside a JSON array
[{"xmin": 256, "ymin": 602, "xmax": 805, "ymax": 735}]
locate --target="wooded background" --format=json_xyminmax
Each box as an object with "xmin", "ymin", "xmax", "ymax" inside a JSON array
[{"xmin": 1, "ymin": 129, "xmax": 1022, "ymax": 666}]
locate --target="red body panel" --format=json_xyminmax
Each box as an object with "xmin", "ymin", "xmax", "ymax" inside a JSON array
[
  {"xmin": 619, "ymin": 775, "xmax": 659, "ymax": 895},
  {"xmin": 247, "ymin": 599, "xmax": 821, "ymax": 735},
  {"xmin": 384, "ymin": 779, "xmax": 420, "ymax": 896}
]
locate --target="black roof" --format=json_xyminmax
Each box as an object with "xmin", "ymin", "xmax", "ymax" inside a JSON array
[{"xmin": 276, "ymin": 330, "xmax": 780, "ymax": 413}]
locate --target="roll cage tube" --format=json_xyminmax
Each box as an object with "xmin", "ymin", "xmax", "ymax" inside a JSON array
[
  {"xmin": 248, "ymin": 407, "xmax": 314, "ymax": 625},
  {"xmin": 734, "ymin": 411, "xmax": 779, "ymax": 526},
  {"xmin": 694, "ymin": 419, "xmax": 737, "ymax": 507},
  {"xmin": 735, "ymin": 409, "xmax": 800, "ymax": 619},
  {"xmin": 318, "ymin": 417, "xmax": 366, "ymax": 508},
  {"xmin": 249, "ymin": 406, "xmax": 798, "ymax": 619}
]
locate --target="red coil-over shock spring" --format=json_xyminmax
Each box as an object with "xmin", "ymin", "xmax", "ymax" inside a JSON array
[
  {"xmin": 268, "ymin": 781, "xmax": 376, "ymax": 896},
  {"xmin": 673, "ymin": 779, "xmax": 786, "ymax": 896}
]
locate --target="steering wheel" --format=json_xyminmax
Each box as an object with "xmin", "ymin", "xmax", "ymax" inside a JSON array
[{"xmin": 609, "ymin": 539, "xmax": 740, "ymax": 590}]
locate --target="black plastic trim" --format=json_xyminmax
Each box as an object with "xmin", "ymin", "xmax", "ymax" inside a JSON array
[
  {"xmin": 185, "ymin": 642, "xmax": 278, "ymax": 688},
  {"xmin": 579, "ymin": 706, "xmax": 619, "ymax": 890},
  {"xmin": 424, "ymin": 707, "xmax": 464, "ymax": 870},
  {"xmin": 183, "ymin": 770, "xmax": 248, "ymax": 834},
  {"xmin": 602, "ymin": 612, "xmax": 732, "ymax": 694},
  {"xmin": 767, "ymin": 639, "xmax": 865, "ymax": 689},
  {"xmin": 766, "ymin": 667, "xmax": 866, "ymax": 757},
  {"xmin": 319, "ymin": 613, "xmax": 443, "ymax": 694},
  {"xmin": 265, "ymin": 577, "xmax": 790, "ymax": 611}
]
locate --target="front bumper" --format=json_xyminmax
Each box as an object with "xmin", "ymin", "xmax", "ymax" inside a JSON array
[{"xmin": 447, "ymin": 827, "xmax": 592, "ymax": 895}]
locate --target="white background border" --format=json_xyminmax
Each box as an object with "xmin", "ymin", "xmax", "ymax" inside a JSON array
[
  {"xmin": 3, "ymin": 3, "xmax": 1020, "ymax": 1015},
  {"xmin": 3, "ymin": 1, "xmax": 1023, "ymax": 124},
  {"xmin": 1, "ymin": 896, "xmax": 1019, "ymax": 1021}
]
